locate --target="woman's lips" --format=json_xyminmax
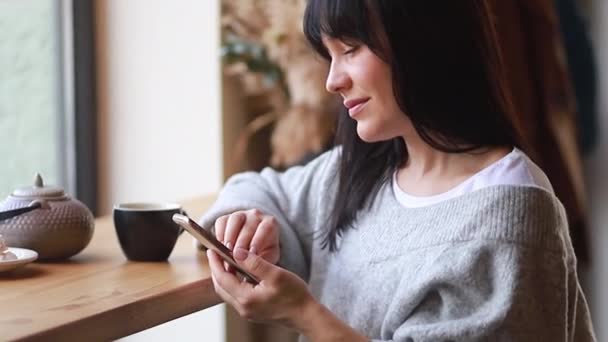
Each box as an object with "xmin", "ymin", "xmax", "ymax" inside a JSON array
[{"xmin": 344, "ymin": 98, "xmax": 370, "ymax": 117}]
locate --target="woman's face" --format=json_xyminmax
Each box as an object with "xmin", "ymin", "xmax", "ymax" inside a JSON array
[{"xmin": 323, "ymin": 36, "xmax": 409, "ymax": 142}]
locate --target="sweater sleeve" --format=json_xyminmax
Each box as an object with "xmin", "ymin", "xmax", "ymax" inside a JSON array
[
  {"xmin": 199, "ymin": 148, "xmax": 340, "ymax": 281},
  {"xmin": 371, "ymin": 240, "xmax": 596, "ymax": 342}
]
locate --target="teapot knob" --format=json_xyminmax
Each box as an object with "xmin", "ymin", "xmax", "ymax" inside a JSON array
[{"xmin": 34, "ymin": 173, "xmax": 44, "ymax": 188}]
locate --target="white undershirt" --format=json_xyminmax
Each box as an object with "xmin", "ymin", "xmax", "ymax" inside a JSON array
[{"xmin": 392, "ymin": 148, "xmax": 554, "ymax": 208}]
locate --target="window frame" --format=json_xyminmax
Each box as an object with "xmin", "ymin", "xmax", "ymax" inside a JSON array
[{"xmin": 59, "ymin": 0, "xmax": 98, "ymax": 215}]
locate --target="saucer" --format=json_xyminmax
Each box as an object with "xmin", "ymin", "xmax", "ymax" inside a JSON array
[{"xmin": 0, "ymin": 247, "xmax": 38, "ymax": 273}]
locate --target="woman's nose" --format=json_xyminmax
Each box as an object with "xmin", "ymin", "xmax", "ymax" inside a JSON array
[{"xmin": 325, "ymin": 62, "xmax": 350, "ymax": 94}]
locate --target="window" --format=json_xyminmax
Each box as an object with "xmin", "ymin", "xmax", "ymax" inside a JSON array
[{"xmin": 0, "ymin": 0, "xmax": 97, "ymax": 214}]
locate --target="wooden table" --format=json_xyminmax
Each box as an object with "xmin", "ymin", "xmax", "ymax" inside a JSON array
[{"xmin": 1, "ymin": 195, "xmax": 222, "ymax": 341}]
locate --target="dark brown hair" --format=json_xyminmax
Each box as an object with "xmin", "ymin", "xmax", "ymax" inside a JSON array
[{"xmin": 304, "ymin": 0, "xmax": 523, "ymax": 251}]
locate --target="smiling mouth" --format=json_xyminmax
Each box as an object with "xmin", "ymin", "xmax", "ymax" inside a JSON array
[{"xmin": 347, "ymin": 99, "xmax": 369, "ymax": 117}]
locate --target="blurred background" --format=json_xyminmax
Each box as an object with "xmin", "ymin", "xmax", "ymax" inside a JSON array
[{"xmin": 0, "ymin": 0, "xmax": 606, "ymax": 341}]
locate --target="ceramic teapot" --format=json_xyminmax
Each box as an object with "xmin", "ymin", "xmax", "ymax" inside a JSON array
[{"xmin": 0, "ymin": 174, "xmax": 95, "ymax": 260}]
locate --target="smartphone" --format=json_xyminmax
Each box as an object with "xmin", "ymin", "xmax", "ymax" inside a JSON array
[{"xmin": 172, "ymin": 213, "xmax": 260, "ymax": 285}]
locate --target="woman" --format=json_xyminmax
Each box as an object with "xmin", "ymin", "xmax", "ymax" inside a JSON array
[{"xmin": 202, "ymin": 0, "xmax": 596, "ymax": 340}]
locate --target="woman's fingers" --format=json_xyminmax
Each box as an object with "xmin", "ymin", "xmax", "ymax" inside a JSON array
[
  {"xmin": 250, "ymin": 216, "xmax": 280, "ymax": 263},
  {"xmin": 213, "ymin": 209, "xmax": 279, "ymax": 265},
  {"xmin": 214, "ymin": 215, "xmax": 229, "ymax": 243},
  {"xmin": 208, "ymin": 248, "xmax": 312, "ymax": 325},
  {"xmin": 250, "ymin": 216, "xmax": 278, "ymax": 249},
  {"xmin": 235, "ymin": 209, "xmax": 263, "ymax": 252},
  {"xmin": 207, "ymin": 248, "xmax": 226, "ymax": 276},
  {"xmin": 207, "ymin": 250, "xmax": 254, "ymax": 299},
  {"xmin": 223, "ymin": 212, "xmax": 247, "ymax": 250},
  {"xmin": 208, "ymin": 250, "xmax": 240, "ymax": 306}
]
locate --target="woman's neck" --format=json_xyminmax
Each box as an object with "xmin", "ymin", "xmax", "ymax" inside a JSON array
[{"xmin": 396, "ymin": 136, "xmax": 511, "ymax": 196}]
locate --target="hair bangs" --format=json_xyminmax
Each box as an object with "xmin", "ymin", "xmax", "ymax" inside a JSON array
[{"xmin": 304, "ymin": 0, "xmax": 378, "ymax": 60}]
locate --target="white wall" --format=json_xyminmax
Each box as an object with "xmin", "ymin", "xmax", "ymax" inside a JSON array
[
  {"xmin": 96, "ymin": 0, "xmax": 222, "ymax": 214},
  {"xmin": 95, "ymin": 0, "xmax": 225, "ymax": 341},
  {"xmin": 587, "ymin": 0, "xmax": 608, "ymax": 340}
]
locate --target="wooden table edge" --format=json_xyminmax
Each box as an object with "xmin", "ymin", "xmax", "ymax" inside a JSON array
[{"xmin": 14, "ymin": 277, "xmax": 222, "ymax": 341}]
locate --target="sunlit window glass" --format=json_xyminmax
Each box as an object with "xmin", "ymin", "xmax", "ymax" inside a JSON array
[{"xmin": 0, "ymin": 0, "xmax": 63, "ymax": 197}]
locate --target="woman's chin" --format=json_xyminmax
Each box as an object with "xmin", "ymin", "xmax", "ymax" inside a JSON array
[
  {"xmin": 357, "ymin": 122, "xmax": 398, "ymax": 143},
  {"xmin": 356, "ymin": 124, "xmax": 384, "ymax": 143}
]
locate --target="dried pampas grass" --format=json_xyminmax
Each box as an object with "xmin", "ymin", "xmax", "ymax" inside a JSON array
[{"xmin": 222, "ymin": 0, "xmax": 338, "ymax": 169}]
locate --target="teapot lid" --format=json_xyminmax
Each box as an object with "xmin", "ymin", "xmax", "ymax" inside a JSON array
[{"xmin": 11, "ymin": 173, "xmax": 67, "ymax": 200}]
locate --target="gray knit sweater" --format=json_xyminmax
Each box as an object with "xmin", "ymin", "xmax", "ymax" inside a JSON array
[{"xmin": 200, "ymin": 149, "xmax": 596, "ymax": 341}]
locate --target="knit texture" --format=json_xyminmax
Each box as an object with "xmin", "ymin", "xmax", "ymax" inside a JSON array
[{"xmin": 201, "ymin": 148, "xmax": 596, "ymax": 341}]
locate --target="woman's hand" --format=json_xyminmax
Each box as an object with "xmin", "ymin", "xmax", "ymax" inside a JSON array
[
  {"xmin": 214, "ymin": 209, "xmax": 280, "ymax": 265},
  {"xmin": 207, "ymin": 248, "xmax": 368, "ymax": 341},
  {"xmin": 207, "ymin": 247, "xmax": 312, "ymax": 328}
]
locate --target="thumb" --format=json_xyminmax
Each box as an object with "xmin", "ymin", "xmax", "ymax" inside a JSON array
[{"xmin": 233, "ymin": 247, "xmax": 275, "ymax": 278}]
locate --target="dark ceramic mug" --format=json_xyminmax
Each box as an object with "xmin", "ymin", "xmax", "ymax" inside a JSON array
[{"xmin": 113, "ymin": 203, "xmax": 185, "ymax": 261}]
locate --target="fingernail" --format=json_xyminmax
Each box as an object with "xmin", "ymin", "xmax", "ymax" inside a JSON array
[
  {"xmin": 234, "ymin": 247, "xmax": 248, "ymax": 261},
  {"xmin": 226, "ymin": 241, "xmax": 232, "ymax": 250},
  {"xmin": 249, "ymin": 246, "xmax": 258, "ymax": 255}
]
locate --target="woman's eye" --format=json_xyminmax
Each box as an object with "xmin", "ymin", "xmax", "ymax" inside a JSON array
[{"xmin": 344, "ymin": 46, "xmax": 360, "ymax": 55}]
